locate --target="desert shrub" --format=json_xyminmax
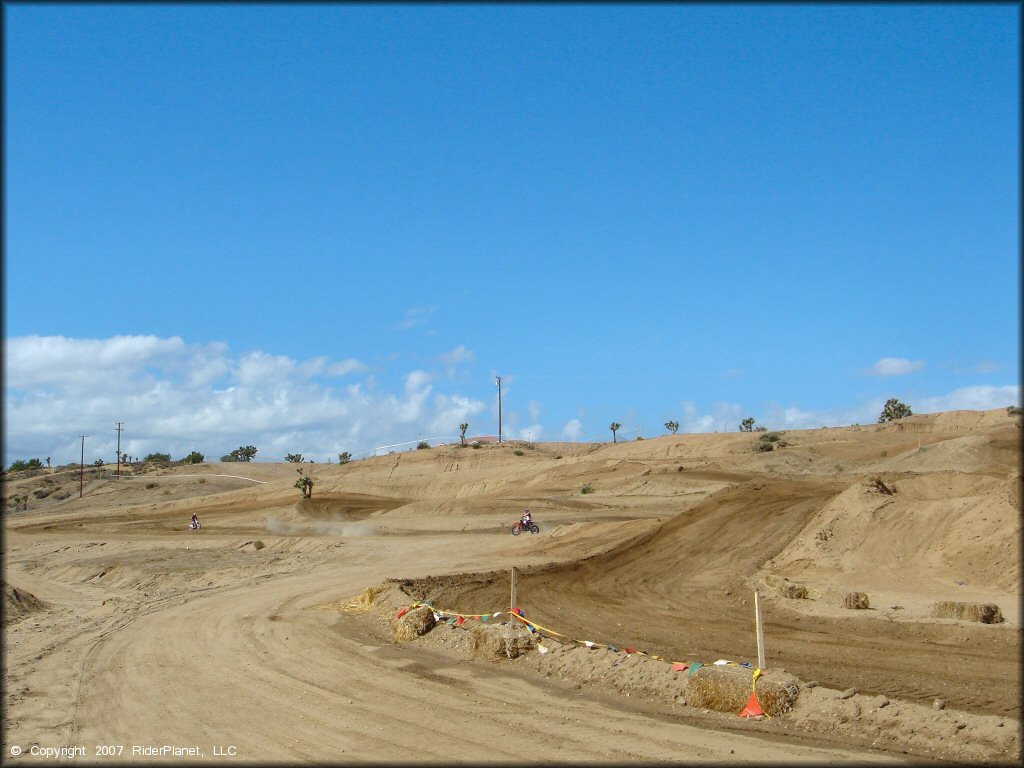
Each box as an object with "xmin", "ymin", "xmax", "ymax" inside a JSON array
[
  {"xmin": 754, "ymin": 425, "xmax": 768, "ymax": 432},
  {"xmin": 252, "ymin": 540, "xmax": 266, "ymax": 550},
  {"xmin": 145, "ymin": 483, "xmax": 157, "ymax": 490},
  {"xmin": 416, "ymin": 441, "xmax": 430, "ymax": 450},
  {"xmin": 555, "ymin": 455, "xmax": 562, "ymax": 460},
  {"xmin": 32, "ymin": 488, "xmax": 52, "ymax": 499},
  {"xmin": 144, "ymin": 453, "xmax": 171, "ymax": 463},
  {"xmin": 53, "ymin": 491, "xmax": 71, "ymax": 501},
  {"xmin": 8, "ymin": 458, "xmax": 43, "ymax": 471},
  {"xmin": 471, "ymin": 443, "xmax": 481, "ymax": 449},
  {"xmin": 581, "ymin": 483, "xmax": 594, "ymax": 494},
  {"xmin": 514, "ymin": 449, "xmax": 524, "ymax": 456},
  {"xmin": 220, "ymin": 454, "xmax": 235, "ymax": 462},
  {"xmin": 198, "ymin": 478, "xmax": 207, "ymax": 484},
  {"xmin": 1007, "ymin": 405, "xmax": 1023, "ymax": 416},
  {"xmin": 180, "ymin": 451, "xmax": 204, "ymax": 465}
]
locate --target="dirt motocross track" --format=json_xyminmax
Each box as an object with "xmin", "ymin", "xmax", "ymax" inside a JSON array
[{"xmin": 3, "ymin": 408, "xmax": 1021, "ymax": 763}]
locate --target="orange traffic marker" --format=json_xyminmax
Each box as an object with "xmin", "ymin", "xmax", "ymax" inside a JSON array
[{"xmin": 738, "ymin": 690, "xmax": 766, "ymax": 718}]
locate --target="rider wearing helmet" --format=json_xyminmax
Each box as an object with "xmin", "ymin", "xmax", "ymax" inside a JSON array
[
  {"xmin": 520, "ymin": 509, "xmax": 533, "ymax": 526},
  {"xmin": 190, "ymin": 512, "xmax": 200, "ymax": 529}
]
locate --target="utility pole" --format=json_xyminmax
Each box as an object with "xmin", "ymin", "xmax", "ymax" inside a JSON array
[
  {"xmin": 495, "ymin": 375, "xmax": 503, "ymax": 444},
  {"xmin": 115, "ymin": 422, "xmax": 124, "ymax": 478},
  {"xmin": 79, "ymin": 435, "xmax": 88, "ymax": 498}
]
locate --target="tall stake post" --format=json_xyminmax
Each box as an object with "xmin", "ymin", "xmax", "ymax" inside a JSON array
[
  {"xmin": 496, "ymin": 375, "xmax": 503, "ymax": 444},
  {"xmin": 115, "ymin": 422, "xmax": 124, "ymax": 478},
  {"xmin": 510, "ymin": 566, "xmax": 517, "ymax": 612},
  {"xmin": 79, "ymin": 435, "xmax": 86, "ymax": 498},
  {"xmin": 754, "ymin": 589, "xmax": 767, "ymax": 669}
]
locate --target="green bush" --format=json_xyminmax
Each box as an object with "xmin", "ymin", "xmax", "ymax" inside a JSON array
[
  {"xmin": 8, "ymin": 458, "xmax": 43, "ymax": 471},
  {"xmin": 416, "ymin": 441, "xmax": 430, "ymax": 450},
  {"xmin": 581, "ymin": 483, "xmax": 594, "ymax": 494},
  {"xmin": 471, "ymin": 443, "xmax": 481, "ymax": 449},
  {"xmin": 338, "ymin": 452, "xmax": 352, "ymax": 464},
  {"xmin": 144, "ymin": 453, "xmax": 171, "ymax": 463},
  {"xmin": 514, "ymin": 449, "xmax": 524, "ymax": 456},
  {"xmin": 145, "ymin": 483, "xmax": 157, "ymax": 489},
  {"xmin": 181, "ymin": 451, "xmax": 205, "ymax": 465}
]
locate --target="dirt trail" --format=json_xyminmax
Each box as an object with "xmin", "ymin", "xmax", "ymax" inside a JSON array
[{"xmin": 3, "ymin": 407, "xmax": 1021, "ymax": 762}]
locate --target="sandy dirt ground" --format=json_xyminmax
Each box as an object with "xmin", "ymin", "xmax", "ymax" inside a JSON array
[{"xmin": 3, "ymin": 408, "xmax": 1021, "ymax": 763}]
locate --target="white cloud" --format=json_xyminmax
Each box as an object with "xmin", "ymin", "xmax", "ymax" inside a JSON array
[
  {"xmin": 527, "ymin": 400, "xmax": 542, "ymax": 422},
  {"xmin": 916, "ymin": 385, "xmax": 1020, "ymax": 412},
  {"xmin": 438, "ymin": 345, "xmax": 474, "ymax": 378},
  {"xmin": 5, "ymin": 334, "xmax": 186, "ymax": 390},
  {"xmin": 327, "ymin": 358, "xmax": 368, "ymax": 377},
  {"xmin": 439, "ymin": 345, "xmax": 474, "ymax": 367},
  {"xmin": 561, "ymin": 419, "xmax": 583, "ymax": 440},
  {"xmin": 973, "ymin": 361, "xmax": 1003, "ymax": 374},
  {"xmin": 681, "ymin": 400, "xmax": 745, "ymax": 433},
  {"xmin": 517, "ymin": 424, "xmax": 544, "ymax": 441},
  {"xmin": 3, "ymin": 335, "xmax": 485, "ymax": 465},
  {"xmin": 395, "ymin": 305, "xmax": 436, "ymax": 330},
  {"xmin": 867, "ymin": 358, "xmax": 926, "ymax": 377}
]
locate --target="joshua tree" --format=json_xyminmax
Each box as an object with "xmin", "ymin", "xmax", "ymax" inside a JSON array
[
  {"xmin": 878, "ymin": 398, "xmax": 913, "ymax": 422},
  {"xmin": 460, "ymin": 423, "xmax": 469, "ymax": 445},
  {"xmin": 739, "ymin": 417, "xmax": 756, "ymax": 432},
  {"xmin": 285, "ymin": 453, "xmax": 304, "ymax": 463},
  {"xmin": 338, "ymin": 452, "xmax": 352, "ymax": 464},
  {"xmin": 294, "ymin": 468, "xmax": 314, "ymax": 499},
  {"xmin": 665, "ymin": 421, "xmax": 679, "ymax": 435},
  {"xmin": 610, "ymin": 422, "xmax": 621, "ymax": 443},
  {"xmin": 230, "ymin": 445, "xmax": 258, "ymax": 462}
]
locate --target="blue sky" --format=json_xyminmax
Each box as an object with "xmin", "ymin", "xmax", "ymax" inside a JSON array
[{"xmin": 4, "ymin": 3, "xmax": 1020, "ymax": 465}]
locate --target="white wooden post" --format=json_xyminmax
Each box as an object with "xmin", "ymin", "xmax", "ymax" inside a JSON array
[
  {"xmin": 754, "ymin": 589, "xmax": 767, "ymax": 669},
  {"xmin": 510, "ymin": 566, "xmax": 518, "ymax": 612}
]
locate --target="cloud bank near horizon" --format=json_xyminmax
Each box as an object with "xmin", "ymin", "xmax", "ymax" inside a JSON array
[{"xmin": 3, "ymin": 335, "xmax": 1019, "ymax": 465}]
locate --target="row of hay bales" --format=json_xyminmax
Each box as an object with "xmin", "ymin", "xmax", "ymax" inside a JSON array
[
  {"xmin": 762, "ymin": 575, "xmax": 1003, "ymax": 623},
  {"xmin": 379, "ymin": 582, "xmax": 801, "ymax": 717}
]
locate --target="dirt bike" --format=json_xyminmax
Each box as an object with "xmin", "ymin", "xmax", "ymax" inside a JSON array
[
  {"xmin": 512, "ymin": 520, "xmax": 539, "ymax": 535},
  {"xmin": 189, "ymin": 520, "xmax": 201, "ymax": 530}
]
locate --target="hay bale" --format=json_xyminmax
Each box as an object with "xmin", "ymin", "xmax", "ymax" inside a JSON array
[
  {"xmin": 470, "ymin": 625, "xmax": 535, "ymax": 661},
  {"xmin": 825, "ymin": 588, "xmax": 870, "ymax": 609},
  {"xmin": 762, "ymin": 575, "xmax": 808, "ymax": 599},
  {"xmin": 340, "ymin": 583, "xmax": 388, "ymax": 614},
  {"xmin": 930, "ymin": 601, "xmax": 1004, "ymax": 624},
  {"xmin": 686, "ymin": 666, "xmax": 800, "ymax": 717},
  {"xmin": 844, "ymin": 592, "xmax": 870, "ymax": 609},
  {"xmin": 391, "ymin": 605, "xmax": 436, "ymax": 642}
]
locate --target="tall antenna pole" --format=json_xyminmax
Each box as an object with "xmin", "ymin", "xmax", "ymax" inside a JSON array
[
  {"xmin": 115, "ymin": 422, "xmax": 124, "ymax": 478},
  {"xmin": 496, "ymin": 375, "xmax": 502, "ymax": 444},
  {"xmin": 79, "ymin": 435, "xmax": 87, "ymax": 498}
]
